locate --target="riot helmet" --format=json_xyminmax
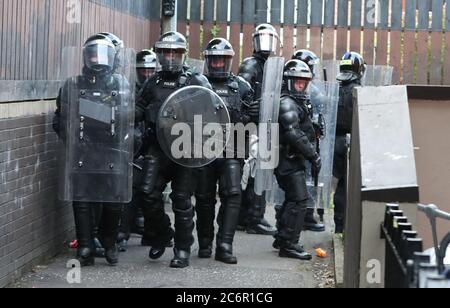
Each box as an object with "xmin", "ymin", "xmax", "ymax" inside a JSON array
[
  {"xmin": 204, "ymin": 38, "xmax": 235, "ymax": 79},
  {"xmin": 337, "ymin": 51, "xmax": 366, "ymax": 82},
  {"xmin": 253, "ymin": 24, "xmax": 279, "ymax": 57},
  {"xmin": 82, "ymin": 34, "xmax": 117, "ymax": 74},
  {"xmin": 154, "ymin": 31, "xmax": 187, "ymax": 73},
  {"xmin": 99, "ymin": 32, "xmax": 124, "ymax": 49},
  {"xmin": 292, "ymin": 49, "xmax": 320, "ymax": 78},
  {"xmin": 136, "ymin": 49, "xmax": 157, "ymax": 85},
  {"xmin": 283, "ymin": 60, "xmax": 313, "ymax": 100}
]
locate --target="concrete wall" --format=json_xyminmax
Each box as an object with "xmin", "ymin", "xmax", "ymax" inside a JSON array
[
  {"xmin": 345, "ymin": 86, "xmax": 419, "ymax": 288},
  {"xmin": 408, "ymin": 86, "xmax": 450, "ymax": 249},
  {"xmin": 0, "ymin": 100, "xmax": 74, "ymax": 288}
]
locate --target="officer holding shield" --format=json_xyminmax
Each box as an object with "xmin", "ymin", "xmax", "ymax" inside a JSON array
[
  {"xmin": 273, "ymin": 60, "xmax": 322, "ymax": 260},
  {"xmin": 136, "ymin": 32, "xmax": 212, "ymax": 268},
  {"xmin": 54, "ymin": 33, "xmax": 134, "ymax": 266},
  {"xmin": 238, "ymin": 24, "xmax": 279, "ymax": 236},
  {"xmin": 194, "ymin": 38, "xmax": 255, "ymax": 264},
  {"xmin": 334, "ymin": 52, "xmax": 365, "ymax": 233}
]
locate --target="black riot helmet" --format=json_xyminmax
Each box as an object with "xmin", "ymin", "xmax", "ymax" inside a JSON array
[
  {"xmin": 253, "ymin": 23, "xmax": 279, "ymax": 57},
  {"xmin": 283, "ymin": 60, "xmax": 313, "ymax": 100},
  {"xmin": 204, "ymin": 38, "xmax": 235, "ymax": 79},
  {"xmin": 292, "ymin": 49, "xmax": 320, "ymax": 78},
  {"xmin": 136, "ymin": 49, "xmax": 157, "ymax": 85},
  {"xmin": 99, "ymin": 32, "xmax": 124, "ymax": 49},
  {"xmin": 154, "ymin": 31, "xmax": 187, "ymax": 73},
  {"xmin": 337, "ymin": 51, "xmax": 366, "ymax": 82},
  {"xmin": 82, "ymin": 33, "xmax": 117, "ymax": 74}
]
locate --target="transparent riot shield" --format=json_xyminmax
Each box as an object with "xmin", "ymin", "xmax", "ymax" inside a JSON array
[
  {"xmin": 59, "ymin": 47, "xmax": 136, "ymax": 203},
  {"xmin": 322, "ymin": 60, "xmax": 341, "ymax": 82},
  {"xmin": 305, "ymin": 80, "xmax": 339, "ymax": 209},
  {"xmin": 186, "ymin": 58, "xmax": 206, "ymax": 74},
  {"xmin": 362, "ymin": 65, "xmax": 394, "ymax": 86},
  {"xmin": 254, "ymin": 57, "xmax": 285, "ymax": 196},
  {"xmin": 157, "ymin": 85, "xmax": 231, "ymax": 168}
]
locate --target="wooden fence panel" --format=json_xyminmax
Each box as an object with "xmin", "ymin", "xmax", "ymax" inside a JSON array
[
  {"xmin": 309, "ymin": 0, "xmax": 323, "ymax": 56},
  {"xmin": 282, "ymin": 0, "xmax": 296, "ymax": 57},
  {"xmin": 390, "ymin": 0, "xmax": 403, "ymax": 84},
  {"xmin": 177, "ymin": 0, "xmax": 187, "ymax": 37},
  {"xmin": 430, "ymin": 0, "xmax": 444, "ymax": 85},
  {"xmin": 416, "ymin": 0, "xmax": 430, "ymax": 84},
  {"xmin": 337, "ymin": 0, "xmax": 350, "ymax": 58},
  {"xmin": 376, "ymin": 0, "xmax": 390, "ymax": 66},
  {"xmin": 363, "ymin": 0, "xmax": 376, "ymax": 65},
  {"xmin": 242, "ymin": 0, "xmax": 256, "ymax": 59},
  {"xmin": 296, "ymin": 0, "xmax": 308, "ymax": 50},
  {"xmin": 403, "ymin": 0, "xmax": 417, "ymax": 84},
  {"xmin": 270, "ymin": 0, "xmax": 281, "ymax": 51},
  {"xmin": 322, "ymin": 0, "xmax": 336, "ymax": 60},
  {"xmin": 203, "ymin": 0, "xmax": 215, "ymax": 51},
  {"xmin": 230, "ymin": 0, "xmax": 242, "ymax": 71},
  {"xmin": 2, "ymin": 0, "xmax": 450, "ymax": 86},
  {"xmin": 188, "ymin": 0, "xmax": 201, "ymax": 59}
]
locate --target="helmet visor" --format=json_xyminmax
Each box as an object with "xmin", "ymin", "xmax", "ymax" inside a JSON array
[
  {"xmin": 205, "ymin": 55, "xmax": 233, "ymax": 78},
  {"xmin": 83, "ymin": 43, "xmax": 115, "ymax": 71},
  {"xmin": 287, "ymin": 77, "xmax": 310, "ymax": 97},
  {"xmin": 253, "ymin": 33, "xmax": 278, "ymax": 54},
  {"xmin": 156, "ymin": 48, "xmax": 185, "ymax": 72}
]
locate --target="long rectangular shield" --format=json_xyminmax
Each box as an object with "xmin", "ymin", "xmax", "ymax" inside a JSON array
[
  {"xmin": 58, "ymin": 47, "xmax": 136, "ymax": 203},
  {"xmin": 254, "ymin": 56, "xmax": 285, "ymax": 196}
]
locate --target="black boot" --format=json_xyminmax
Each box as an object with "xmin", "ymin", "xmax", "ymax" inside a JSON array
[
  {"xmin": 132, "ymin": 209, "xmax": 145, "ymax": 235},
  {"xmin": 170, "ymin": 248, "xmax": 191, "ymax": 268},
  {"xmin": 215, "ymin": 242, "xmax": 237, "ymax": 264},
  {"xmin": 73, "ymin": 202, "xmax": 95, "ymax": 267},
  {"xmin": 272, "ymin": 239, "xmax": 281, "ymax": 250},
  {"xmin": 94, "ymin": 237, "xmax": 105, "ymax": 258},
  {"xmin": 99, "ymin": 204, "xmax": 122, "ymax": 266},
  {"xmin": 303, "ymin": 208, "xmax": 325, "ymax": 232},
  {"xmin": 198, "ymin": 239, "xmax": 213, "ymax": 259},
  {"xmin": 279, "ymin": 242, "xmax": 312, "ymax": 260},
  {"xmin": 195, "ymin": 202, "xmax": 215, "ymax": 259},
  {"xmin": 246, "ymin": 220, "xmax": 277, "ymax": 236},
  {"xmin": 149, "ymin": 227, "xmax": 175, "ymax": 260},
  {"xmin": 117, "ymin": 232, "xmax": 129, "ymax": 252},
  {"xmin": 215, "ymin": 193, "xmax": 240, "ymax": 264},
  {"xmin": 246, "ymin": 193, "xmax": 276, "ymax": 236},
  {"xmin": 171, "ymin": 204, "xmax": 195, "ymax": 265}
]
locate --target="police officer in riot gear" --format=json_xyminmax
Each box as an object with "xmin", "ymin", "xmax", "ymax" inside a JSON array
[
  {"xmin": 136, "ymin": 49, "xmax": 157, "ymax": 91},
  {"xmin": 53, "ymin": 33, "xmax": 131, "ymax": 266},
  {"xmin": 136, "ymin": 31, "xmax": 212, "ymax": 268},
  {"xmin": 274, "ymin": 60, "xmax": 321, "ymax": 260},
  {"xmin": 292, "ymin": 49, "xmax": 321, "ymax": 79},
  {"xmin": 195, "ymin": 38, "xmax": 254, "ymax": 264},
  {"xmin": 117, "ymin": 49, "xmax": 159, "ymax": 252},
  {"xmin": 292, "ymin": 50, "xmax": 326, "ymax": 232},
  {"xmin": 334, "ymin": 52, "xmax": 365, "ymax": 233},
  {"xmin": 238, "ymin": 23, "xmax": 279, "ymax": 235}
]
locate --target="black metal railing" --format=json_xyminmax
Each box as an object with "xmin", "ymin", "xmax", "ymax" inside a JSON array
[{"xmin": 381, "ymin": 204, "xmax": 450, "ymax": 288}]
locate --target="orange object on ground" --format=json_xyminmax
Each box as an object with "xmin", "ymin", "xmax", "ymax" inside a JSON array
[{"xmin": 316, "ymin": 248, "xmax": 328, "ymax": 258}]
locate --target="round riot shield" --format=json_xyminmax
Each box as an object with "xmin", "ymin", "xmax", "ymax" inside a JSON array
[{"xmin": 157, "ymin": 86, "xmax": 231, "ymax": 168}]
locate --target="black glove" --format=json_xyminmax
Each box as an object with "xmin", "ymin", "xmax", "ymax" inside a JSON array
[
  {"xmin": 311, "ymin": 153, "xmax": 322, "ymax": 175},
  {"xmin": 247, "ymin": 99, "xmax": 261, "ymax": 119},
  {"xmin": 313, "ymin": 114, "xmax": 326, "ymax": 138}
]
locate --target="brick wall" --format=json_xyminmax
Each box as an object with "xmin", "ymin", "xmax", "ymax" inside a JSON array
[{"xmin": 0, "ymin": 100, "xmax": 74, "ymax": 288}]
